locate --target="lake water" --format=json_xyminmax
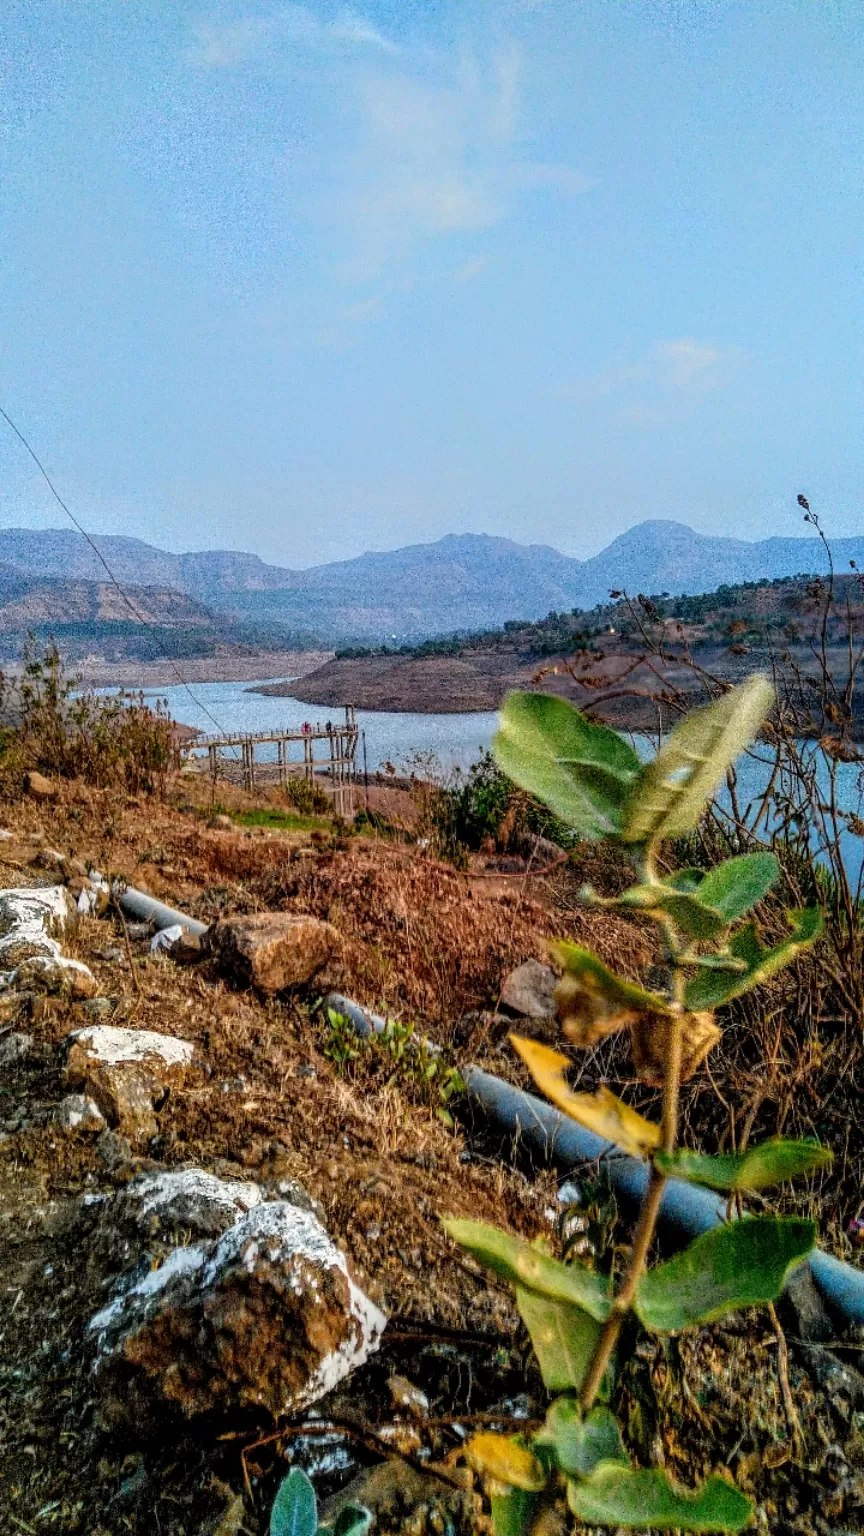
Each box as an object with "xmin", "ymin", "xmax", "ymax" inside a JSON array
[
  {"xmin": 139, "ymin": 677, "xmax": 499, "ymax": 777},
  {"xmin": 134, "ymin": 676, "xmax": 864, "ymax": 882}
]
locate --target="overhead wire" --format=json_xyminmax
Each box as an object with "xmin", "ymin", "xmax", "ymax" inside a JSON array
[{"xmin": 0, "ymin": 402, "xmax": 240, "ymax": 751}]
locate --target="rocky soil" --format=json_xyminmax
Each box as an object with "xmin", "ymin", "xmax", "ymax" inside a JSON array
[{"xmin": 0, "ymin": 776, "xmax": 862, "ymax": 1535}]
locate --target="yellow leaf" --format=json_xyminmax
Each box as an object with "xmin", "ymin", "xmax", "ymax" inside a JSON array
[
  {"xmin": 629, "ymin": 1010, "xmax": 721, "ymax": 1086},
  {"xmin": 510, "ymin": 1036, "xmax": 661, "ymax": 1157},
  {"xmin": 467, "ymin": 1432, "xmax": 547, "ymax": 1492}
]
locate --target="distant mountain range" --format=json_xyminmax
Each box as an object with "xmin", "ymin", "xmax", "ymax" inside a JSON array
[{"xmin": 0, "ymin": 520, "xmax": 861, "ymax": 647}]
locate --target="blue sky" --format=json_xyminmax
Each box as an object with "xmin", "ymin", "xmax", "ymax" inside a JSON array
[{"xmin": 1, "ymin": 0, "xmax": 862, "ymax": 566}]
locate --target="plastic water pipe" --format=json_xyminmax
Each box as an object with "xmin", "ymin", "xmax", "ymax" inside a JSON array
[
  {"xmin": 109, "ymin": 881, "xmax": 209, "ymax": 938},
  {"xmin": 324, "ymin": 993, "xmax": 864, "ymax": 1326}
]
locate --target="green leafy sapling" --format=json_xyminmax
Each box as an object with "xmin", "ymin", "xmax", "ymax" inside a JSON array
[
  {"xmin": 443, "ymin": 676, "xmax": 829, "ymax": 1533},
  {"xmin": 269, "ymin": 1467, "xmax": 371, "ymax": 1536}
]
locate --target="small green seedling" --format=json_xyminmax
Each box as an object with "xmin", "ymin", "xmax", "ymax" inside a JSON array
[
  {"xmin": 269, "ymin": 1467, "xmax": 371, "ymax": 1536},
  {"xmin": 443, "ymin": 676, "xmax": 828, "ymax": 1532}
]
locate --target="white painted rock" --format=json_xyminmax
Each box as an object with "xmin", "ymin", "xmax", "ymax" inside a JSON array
[
  {"xmin": 57, "ymin": 1094, "xmax": 107, "ymax": 1133},
  {"xmin": 89, "ymin": 1199, "xmax": 386, "ymax": 1419},
  {"xmin": 120, "ymin": 1169, "xmax": 262, "ymax": 1237},
  {"xmin": 0, "ymin": 886, "xmax": 76, "ymax": 968},
  {"xmin": 65, "ymin": 1025, "xmax": 196, "ymax": 1148},
  {"xmin": 13, "ymin": 954, "xmax": 98, "ymax": 997}
]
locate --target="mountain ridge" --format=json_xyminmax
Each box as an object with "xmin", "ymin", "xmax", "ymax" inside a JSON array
[{"xmin": 0, "ymin": 519, "xmax": 860, "ymax": 644}]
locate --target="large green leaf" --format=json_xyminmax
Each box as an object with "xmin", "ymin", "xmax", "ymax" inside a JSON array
[
  {"xmin": 655, "ymin": 1139, "xmax": 833, "ymax": 1192},
  {"xmin": 619, "ymin": 852, "xmax": 780, "ymax": 940},
  {"xmin": 494, "ymin": 692, "xmax": 640, "ymax": 839},
  {"xmin": 635, "ymin": 1216, "xmax": 816, "ymax": 1332},
  {"xmin": 618, "ymin": 883, "xmax": 730, "ymax": 940},
  {"xmin": 567, "ymin": 1465, "xmax": 752, "ymax": 1531},
  {"xmin": 489, "ymin": 1487, "xmax": 543, "ymax": 1536},
  {"xmin": 695, "ymin": 852, "xmax": 780, "ymax": 919},
  {"xmin": 620, "ymin": 676, "xmax": 774, "ymax": 845},
  {"xmin": 515, "ymin": 1286, "xmax": 605, "ymax": 1393},
  {"xmin": 329, "ymin": 1509, "xmax": 373, "ymax": 1536},
  {"xmin": 270, "ymin": 1469, "xmax": 317, "ymax": 1536},
  {"xmin": 442, "ymin": 1218, "xmax": 611, "ymax": 1320},
  {"xmin": 684, "ymin": 907, "xmax": 823, "ymax": 1010},
  {"xmin": 537, "ymin": 1399, "xmax": 627, "ymax": 1478}
]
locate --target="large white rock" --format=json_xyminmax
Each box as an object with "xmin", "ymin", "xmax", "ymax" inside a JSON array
[
  {"xmin": 89, "ymin": 1198, "xmax": 386, "ymax": 1419},
  {"xmin": 65, "ymin": 1026, "xmax": 197, "ymax": 1147}
]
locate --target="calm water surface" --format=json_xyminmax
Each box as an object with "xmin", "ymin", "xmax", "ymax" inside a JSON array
[
  {"xmin": 141, "ymin": 677, "xmax": 498, "ymax": 777},
  {"xmin": 136, "ymin": 677, "xmax": 864, "ymax": 879}
]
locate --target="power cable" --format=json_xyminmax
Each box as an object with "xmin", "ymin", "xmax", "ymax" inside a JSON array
[{"xmin": 0, "ymin": 402, "xmax": 240, "ymax": 750}]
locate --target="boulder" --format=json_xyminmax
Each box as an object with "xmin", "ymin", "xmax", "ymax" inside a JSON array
[
  {"xmin": 207, "ymin": 912, "xmax": 338, "ymax": 993},
  {"xmin": 65, "ymin": 1024, "xmax": 196, "ymax": 1148},
  {"xmin": 500, "ymin": 959, "xmax": 559, "ymax": 1020},
  {"xmin": 24, "ymin": 770, "xmax": 57, "ymax": 800},
  {"xmin": 120, "ymin": 1169, "xmax": 262, "ymax": 1238},
  {"xmin": 0, "ymin": 1029, "xmax": 32, "ymax": 1066},
  {"xmin": 14, "ymin": 954, "xmax": 99, "ymax": 998},
  {"xmin": 57, "ymin": 1093, "xmax": 107, "ymax": 1133},
  {"xmin": 0, "ymin": 885, "xmax": 77, "ymax": 967},
  {"xmin": 88, "ymin": 1197, "xmax": 386, "ymax": 1421}
]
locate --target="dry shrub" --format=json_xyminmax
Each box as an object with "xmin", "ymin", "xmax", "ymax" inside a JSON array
[{"xmin": 0, "ymin": 640, "xmax": 174, "ymax": 797}]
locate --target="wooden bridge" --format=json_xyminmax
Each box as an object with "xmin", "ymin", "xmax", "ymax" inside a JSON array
[{"xmin": 183, "ymin": 706, "xmax": 359, "ymax": 817}]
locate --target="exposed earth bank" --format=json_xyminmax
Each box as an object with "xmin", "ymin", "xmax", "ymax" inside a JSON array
[{"xmin": 253, "ymin": 647, "xmax": 759, "ymax": 726}]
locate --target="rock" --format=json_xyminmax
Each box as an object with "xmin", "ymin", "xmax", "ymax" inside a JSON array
[
  {"xmin": 97, "ymin": 1129, "xmax": 135, "ymax": 1169},
  {"xmin": 207, "ymin": 814, "xmax": 233, "ymax": 830},
  {"xmin": 0, "ymin": 1030, "xmax": 33, "ymax": 1066},
  {"xmin": 65, "ymin": 1024, "xmax": 196, "ymax": 1147},
  {"xmin": 68, "ymin": 875, "xmax": 110, "ymax": 917},
  {"xmin": 168, "ymin": 931, "xmax": 204, "ymax": 965},
  {"xmin": 95, "ymin": 946, "xmax": 125, "ymax": 964},
  {"xmin": 125, "ymin": 922, "xmax": 152, "ymax": 942},
  {"xmin": 500, "ymin": 959, "xmax": 559, "ymax": 1020},
  {"xmin": 13, "ymin": 955, "xmax": 99, "ymax": 997},
  {"xmin": 89, "ymin": 1199, "xmax": 386, "ymax": 1420},
  {"xmin": 24, "ymin": 770, "xmax": 57, "ymax": 800},
  {"xmin": 207, "ymin": 912, "xmax": 338, "ymax": 993},
  {"xmin": 0, "ymin": 1032, "xmax": 31, "ymax": 1069},
  {"xmin": 320, "ymin": 1460, "xmax": 475, "ymax": 1534},
  {"xmin": 151, "ymin": 924, "xmax": 186, "ymax": 953},
  {"xmin": 0, "ymin": 885, "xmax": 77, "ymax": 967},
  {"xmin": 29, "ymin": 846, "xmax": 67, "ymax": 872},
  {"xmin": 79, "ymin": 996, "xmax": 116, "ymax": 1017},
  {"xmin": 119, "ymin": 1169, "xmax": 262, "ymax": 1238},
  {"xmin": 151, "ymin": 926, "xmax": 203, "ymax": 964},
  {"xmin": 57, "ymin": 1094, "xmax": 107, "ymax": 1133},
  {"xmin": 777, "ymin": 1261, "xmax": 833, "ymax": 1343}
]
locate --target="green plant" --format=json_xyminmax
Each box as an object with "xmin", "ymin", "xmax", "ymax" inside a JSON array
[
  {"xmin": 443, "ymin": 676, "xmax": 829, "ymax": 1532},
  {"xmin": 269, "ymin": 1466, "xmax": 370, "ymax": 1536},
  {"xmin": 323, "ymin": 1006, "xmax": 368, "ymax": 1071},
  {"xmin": 323, "ymin": 1008, "xmax": 465, "ymax": 1123}
]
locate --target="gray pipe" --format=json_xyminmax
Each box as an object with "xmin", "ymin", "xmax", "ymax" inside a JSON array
[
  {"xmin": 111, "ymin": 883, "xmax": 209, "ymax": 938},
  {"xmin": 325, "ymin": 994, "xmax": 864, "ymax": 1326}
]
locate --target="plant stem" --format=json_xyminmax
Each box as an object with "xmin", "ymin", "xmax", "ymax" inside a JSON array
[{"xmin": 578, "ymin": 989, "xmax": 685, "ymax": 1413}]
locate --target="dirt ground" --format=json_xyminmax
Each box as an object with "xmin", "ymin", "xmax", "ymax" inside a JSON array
[{"xmin": 1, "ymin": 776, "xmax": 863, "ymax": 1535}]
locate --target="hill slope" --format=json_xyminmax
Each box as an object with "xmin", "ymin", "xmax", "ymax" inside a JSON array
[{"xmin": 1, "ymin": 521, "xmax": 862, "ymax": 643}]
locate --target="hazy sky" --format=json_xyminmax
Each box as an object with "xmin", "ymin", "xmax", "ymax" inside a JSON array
[{"xmin": 1, "ymin": 1, "xmax": 862, "ymax": 567}]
